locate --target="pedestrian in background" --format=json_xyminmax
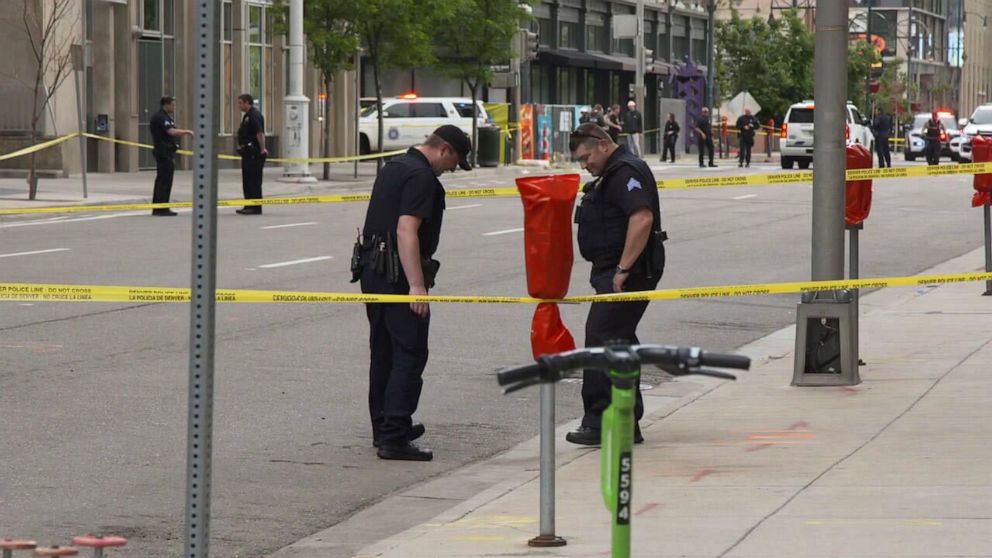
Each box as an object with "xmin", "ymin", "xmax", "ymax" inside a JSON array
[
  {"xmin": 735, "ymin": 108, "xmax": 759, "ymax": 168},
  {"xmin": 357, "ymin": 125, "xmax": 472, "ymax": 461},
  {"xmin": 661, "ymin": 113, "xmax": 679, "ymax": 163},
  {"xmin": 591, "ymin": 104, "xmax": 608, "ymax": 129},
  {"xmin": 566, "ymin": 122, "xmax": 666, "ymax": 446},
  {"xmin": 923, "ymin": 111, "xmax": 945, "ymax": 166},
  {"xmin": 236, "ymin": 94, "xmax": 267, "ymax": 215},
  {"xmin": 623, "ymin": 100, "xmax": 644, "ymax": 158},
  {"xmin": 149, "ymin": 95, "xmax": 193, "ymax": 217},
  {"xmin": 606, "ymin": 104, "xmax": 623, "ymax": 144},
  {"xmin": 694, "ymin": 107, "xmax": 716, "ymax": 168},
  {"xmin": 871, "ymin": 107, "xmax": 893, "ymax": 168}
]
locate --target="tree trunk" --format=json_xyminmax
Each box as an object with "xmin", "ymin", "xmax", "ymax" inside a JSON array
[{"xmin": 323, "ymin": 74, "xmax": 332, "ymax": 180}]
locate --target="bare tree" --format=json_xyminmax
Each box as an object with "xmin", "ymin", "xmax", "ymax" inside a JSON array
[{"xmin": 22, "ymin": 0, "xmax": 76, "ymax": 200}]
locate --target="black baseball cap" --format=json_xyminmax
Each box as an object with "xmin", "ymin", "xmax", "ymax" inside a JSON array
[{"xmin": 432, "ymin": 125, "xmax": 473, "ymax": 171}]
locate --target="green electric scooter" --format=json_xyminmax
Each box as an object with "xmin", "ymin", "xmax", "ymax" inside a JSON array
[{"xmin": 498, "ymin": 344, "xmax": 749, "ymax": 558}]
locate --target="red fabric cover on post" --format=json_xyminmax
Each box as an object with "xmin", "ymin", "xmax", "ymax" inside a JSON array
[
  {"xmin": 517, "ymin": 174, "xmax": 579, "ymax": 358},
  {"xmin": 971, "ymin": 135, "xmax": 992, "ymax": 207},
  {"xmin": 845, "ymin": 143, "xmax": 874, "ymax": 226},
  {"xmin": 531, "ymin": 303, "xmax": 574, "ymax": 359}
]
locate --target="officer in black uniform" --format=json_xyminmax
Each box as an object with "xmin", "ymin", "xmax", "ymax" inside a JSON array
[
  {"xmin": 357, "ymin": 124, "xmax": 472, "ymax": 461},
  {"xmin": 923, "ymin": 112, "xmax": 945, "ymax": 166},
  {"xmin": 236, "ymin": 93, "xmax": 267, "ymax": 215},
  {"xmin": 694, "ymin": 107, "xmax": 717, "ymax": 168},
  {"xmin": 565, "ymin": 122, "xmax": 666, "ymax": 446},
  {"xmin": 735, "ymin": 108, "xmax": 760, "ymax": 168},
  {"xmin": 871, "ymin": 107, "xmax": 893, "ymax": 168},
  {"xmin": 661, "ymin": 113, "xmax": 680, "ymax": 163},
  {"xmin": 149, "ymin": 96, "xmax": 193, "ymax": 216}
]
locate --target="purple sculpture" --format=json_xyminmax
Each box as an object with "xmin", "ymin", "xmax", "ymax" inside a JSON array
[{"xmin": 670, "ymin": 60, "xmax": 705, "ymax": 149}]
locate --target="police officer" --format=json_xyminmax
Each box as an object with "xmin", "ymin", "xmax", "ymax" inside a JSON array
[
  {"xmin": 359, "ymin": 124, "xmax": 472, "ymax": 461},
  {"xmin": 661, "ymin": 113, "xmax": 679, "ymax": 163},
  {"xmin": 694, "ymin": 107, "xmax": 716, "ymax": 168},
  {"xmin": 735, "ymin": 108, "xmax": 760, "ymax": 168},
  {"xmin": 871, "ymin": 107, "xmax": 893, "ymax": 168},
  {"xmin": 149, "ymin": 96, "xmax": 193, "ymax": 216},
  {"xmin": 923, "ymin": 111, "xmax": 945, "ymax": 166},
  {"xmin": 236, "ymin": 94, "xmax": 267, "ymax": 215},
  {"xmin": 566, "ymin": 122, "xmax": 666, "ymax": 446}
]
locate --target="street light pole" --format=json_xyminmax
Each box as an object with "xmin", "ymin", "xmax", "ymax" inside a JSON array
[
  {"xmin": 635, "ymin": 0, "xmax": 645, "ymax": 143},
  {"xmin": 705, "ymin": 0, "xmax": 716, "ymax": 109},
  {"xmin": 864, "ymin": 0, "xmax": 872, "ymax": 112},
  {"xmin": 281, "ymin": 0, "xmax": 315, "ymax": 182}
]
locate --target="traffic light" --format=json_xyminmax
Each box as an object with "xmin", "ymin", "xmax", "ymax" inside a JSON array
[
  {"xmin": 644, "ymin": 48, "xmax": 655, "ymax": 73},
  {"xmin": 524, "ymin": 29, "xmax": 539, "ymax": 61}
]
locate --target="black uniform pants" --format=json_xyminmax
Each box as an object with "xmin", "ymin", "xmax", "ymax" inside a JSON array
[
  {"xmin": 580, "ymin": 266, "xmax": 662, "ymax": 430},
  {"xmin": 875, "ymin": 137, "xmax": 891, "ymax": 168},
  {"xmin": 738, "ymin": 138, "xmax": 754, "ymax": 165},
  {"xmin": 241, "ymin": 154, "xmax": 266, "ymax": 210},
  {"xmin": 698, "ymin": 137, "xmax": 715, "ymax": 166},
  {"xmin": 362, "ymin": 271, "xmax": 430, "ymax": 446},
  {"xmin": 925, "ymin": 139, "xmax": 941, "ymax": 165},
  {"xmin": 153, "ymin": 152, "xmax": 175, "ymax": 205},
  {"xmin": 662, "ymin": 138, "xmax": 677, "ymax": 162}
]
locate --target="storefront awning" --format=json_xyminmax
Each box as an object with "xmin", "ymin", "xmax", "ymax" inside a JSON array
[{"xmin": 537, "ymin": 49, "xmax": 673, "ymax": 75}]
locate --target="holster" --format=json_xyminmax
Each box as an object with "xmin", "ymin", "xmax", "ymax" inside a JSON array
[
  {"xmin": 422, "ymin": 258, "xmax": 440, "ymax": 289},
  {"xmin": 641, "ymin": 229, "xmax": 668, "ymax": 279},
  {"xmin": 350, "ymin": 231, "xmax": 364, "ymax": 283}
]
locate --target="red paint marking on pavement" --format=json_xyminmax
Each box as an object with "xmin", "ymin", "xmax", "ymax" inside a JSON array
[
  {"xmin": 690, "ymin": 469, "xmax": 718, "ymax": 483},
  {"xmin": 843, "ymin": 387, "xmax": 860, "ymax": 396},
  {"xmin": 788, "ymin": 421, "xmax": 809, "ymax": 430},
  {"xmin": 635, "ymin": 502, "xmax": 661, "ymax": 515},
  {"xmin": 746, "ymin": 443, "xmax": 773, "ymax": 452}
]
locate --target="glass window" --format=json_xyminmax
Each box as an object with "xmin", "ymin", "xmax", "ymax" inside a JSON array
[
  {"xmin": 412, "ymin": 103, "xmax": 447, "ymax": 117},
  {"xmin": 249, "ymin": 5, "xmax": 262, "ymax": 43},
  {"xmin": 615, "ymin": 38, "xmax": 634, "ymax": 57},
  {"xmin": 972, "ymin": 107, "xmax": 992, "ymax": 125},
  {"xmin": 144, "ymin": 0, "xmax": 159, "ymax": 31},
  {"xmin": 453, "ymin": 102, "xmax": 476, "ymax": 117},
  {"xmin": 538, "ymin": 18, "xmax": 553, "ymax": 47},
  {"xmin": 383, "ymin": 104, "xmax": 411, "ymax": 118},
  {"xmin": 223, "ymin": 2, "xmax": 233, "ymax": 41},
  {"xmin": 560, "ymin": 21, "xmax": 580, "ymax": 49},
  {"xmin": 164, "ymin": 0, "xmax": 174, "ymax": 35},
  {"xmin": 788, "ymin": 108, "xmax": 815, "ymax": 124}
]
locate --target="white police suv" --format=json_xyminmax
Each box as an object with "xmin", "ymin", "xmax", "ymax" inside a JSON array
[
  {"xmin": 359, "ymin": 95, "xmax": 490, "ymax": 154},
  {"xmin": 779, "ymin": 100, "xmax": 873, "ymax": 169}
]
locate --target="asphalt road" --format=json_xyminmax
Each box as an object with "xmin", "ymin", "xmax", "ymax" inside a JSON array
[{"xmin": 0, "ymin": 158, "xmax": 986, "ymax": 557}]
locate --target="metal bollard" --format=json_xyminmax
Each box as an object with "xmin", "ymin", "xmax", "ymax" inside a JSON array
[
  {"xmin": 1, "ymin": 539, "xmax": 37, "ymax": 558},
  {"xmin": 527, "ymin": 382, "xmax": 566, "ymax": 547},
  {"xmin": 71, "ymin": 536, "xmax": 126, "ymax": 558}
]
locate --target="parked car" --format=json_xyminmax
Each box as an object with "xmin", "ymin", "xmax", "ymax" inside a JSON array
[
  {"xmin": 779, "ymin": 100, "xmax": 873, "ymax": 169},
  {"xmin": 358, "ymin": 95, "xmax": 489, "ymax": 154},
  {"xmin": 904, "ymin": 112, "xmax": 959, "ymax": 162},
  {"xmin": 958, "ymin": 104, "xmax": 992, "ymax": 163}
]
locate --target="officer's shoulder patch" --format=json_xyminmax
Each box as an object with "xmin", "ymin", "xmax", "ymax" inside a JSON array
[{"xmin": 626, "ymin": 177, "xmax": 642, "ymax": 191}]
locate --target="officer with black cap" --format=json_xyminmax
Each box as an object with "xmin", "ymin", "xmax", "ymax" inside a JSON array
[
  {"xmin": 566, "ymin": 122, "xmax": 666, "ymax": 446},
  {"xmin": 355, "ymin": 124, "xmax": 472, "ymax": 461},
  {"xmin": 148, "ymin": 95, "xmax": 193, "ymax": 216}
]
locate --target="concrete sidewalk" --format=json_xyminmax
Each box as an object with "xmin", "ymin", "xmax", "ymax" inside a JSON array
[{"xmin": 273, "ymin": 248, "xmax": 992, "ymax": 558}]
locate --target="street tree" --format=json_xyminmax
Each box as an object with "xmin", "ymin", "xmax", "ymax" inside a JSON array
[
  {"xmin": 17, "ymin": 0, "xmax": 76, "ymax": 200},
  {"xmin": 847, "ymin": 40, "xmax": 881, "ymax": 113},
  {"xmin": 353, "ymin": 0, "xmax": 438, "ymax": 169},
  {"xmin": 714, "ymin": 9, "xmax": 813, "ymax": 122},
  {"xmin": 273, "ymin": 0, "xmax": 359, "ymax": 180},
  {"xmin": 433, "ymin": 0, "xmax": 532, "ymax": 166}
]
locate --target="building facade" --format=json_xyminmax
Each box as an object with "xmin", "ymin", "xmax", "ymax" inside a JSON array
[
  {"xmin": 958, "ymin": 0, "xmax": 992, "ymax": 119},
  {"xmin": 1, "ymin": 0, "xmax": 327, "ymax": 174}
]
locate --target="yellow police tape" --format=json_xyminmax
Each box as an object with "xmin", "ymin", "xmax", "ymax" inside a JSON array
[
  {"xmin": 2, "ymin": 271, "xmax": 990, "ymax": 304},
  {"xmin": 0, "ymin": 132, "xmax": 406, "ymax": 164},
  {"xmin": 0, "ymin": 134, "xmax": 81, "ymax": 162}
]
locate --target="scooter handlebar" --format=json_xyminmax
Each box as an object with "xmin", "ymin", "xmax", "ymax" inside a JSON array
[{"xmin": 496, "ymin": 362, "xmax": 544, "ymax": 386}]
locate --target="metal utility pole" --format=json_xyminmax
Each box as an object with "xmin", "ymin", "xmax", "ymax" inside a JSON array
[
  {"xmin": 185, "ymin": 1, "xmax": 220, "ymax": 556},
  {"xmin": 635, "ymin": 0, "xmax": 646, "ymax": 147},
  {"xmin": 281, "ymin": 0, "xmax": 315, "ymax": 182},
  {"xmin": 864, "ymin": 0, "xmax": 873, "ymax": 112},
  {"xmin": 705, "ymin": 0, "xmax": 716, "ymax": 109},
  {"xmin": 70, "ymin": 44, "xmax": 88, "ymax": 199},
  {"xmin": 811, "ymin": 1, "xmax": 847, "ymax": 283},
  {"xmin": 792, "ymin": 0, "xmax": 859, "ymax": 386}
]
